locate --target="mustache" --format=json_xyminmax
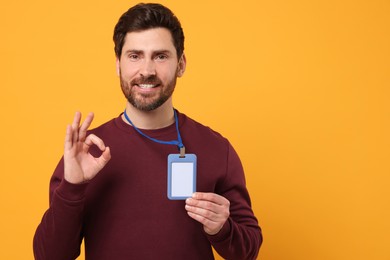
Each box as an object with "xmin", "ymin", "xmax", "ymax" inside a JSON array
[{"xmin": 130, "ymin": 75, "xmax": 162, "ymax": 86}]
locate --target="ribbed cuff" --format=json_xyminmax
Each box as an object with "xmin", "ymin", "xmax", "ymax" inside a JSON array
[
  {"xmin": 206, "ymin": 218, "xmax": 232, "ymax": 243},
  {"xmin": 55, "ymin": 179, "xmax": 89, "ymax": 202}
]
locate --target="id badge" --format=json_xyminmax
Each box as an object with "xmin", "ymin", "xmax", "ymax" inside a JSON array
[{"xmin": 167, "ymin": 154, "xmax": 197, "ymax": 200}]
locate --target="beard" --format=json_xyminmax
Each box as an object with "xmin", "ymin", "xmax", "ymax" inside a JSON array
[{"xmin": 119, "ymin": 71, "xmax": 176, "ymax": 111}]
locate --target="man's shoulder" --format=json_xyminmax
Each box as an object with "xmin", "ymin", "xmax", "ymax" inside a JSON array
[{"xmin": 180, "ymin": 111, "xmax": 228, "ymax": 144}]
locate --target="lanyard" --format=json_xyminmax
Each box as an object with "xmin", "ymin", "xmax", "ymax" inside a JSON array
[{"xmin": 123, "ymin": 109, "xmax": 186, "ymax": 157}]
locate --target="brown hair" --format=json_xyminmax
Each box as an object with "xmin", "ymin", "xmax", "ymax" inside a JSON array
[{"xmin": 113, "ymin": 3, "xmax": 185, "ymax": 59}]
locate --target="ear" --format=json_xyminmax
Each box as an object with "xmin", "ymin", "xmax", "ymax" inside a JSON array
[
  {"xmin": 115, "ymin": 57, "xmax": 120, "ymax": 76},
  {"xmin": 177, "ymin": 53, "xmax": 187, "ymax": 77}
]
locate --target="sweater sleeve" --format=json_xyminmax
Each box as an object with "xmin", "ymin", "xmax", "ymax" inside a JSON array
[
  {"xmin": 207, "ymin": 143, "xmax": 262, "ymax": 260},
  {"xmin": 33, "ymin": 158, "xmax": 88, "ymax": 260}
]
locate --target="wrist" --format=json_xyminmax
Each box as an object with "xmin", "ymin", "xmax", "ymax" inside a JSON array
[{"xmin": 55, "ymin": 178, "xmax": 89, "ymax": 202}]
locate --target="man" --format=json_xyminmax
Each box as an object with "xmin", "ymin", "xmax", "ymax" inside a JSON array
[{"xmin": 34, "ymin": 3, "xmax": 262, "ymax": 259}]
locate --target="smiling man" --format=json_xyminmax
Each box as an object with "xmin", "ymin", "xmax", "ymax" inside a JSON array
[
  {"xmin": 118, "ymin": 27, "xmax": 184, "ymax": 127},
  {"xmin": 118, "ymin": 28, "xmax": 182, "ymax": 113},
  {"xmin": 33, "ymin": 3, "xmax": 262, "ymax": 260}
]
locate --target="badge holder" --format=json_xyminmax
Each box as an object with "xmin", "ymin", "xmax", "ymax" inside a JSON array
[
  {"xmin": 167, "ymin": 147, "xmax": 197, "ymax": 200},
  {"xmin": 124, "ymin": 109, "xmax": 197, "ymax": 200}
]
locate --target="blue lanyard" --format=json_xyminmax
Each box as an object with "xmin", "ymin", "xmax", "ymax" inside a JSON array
[{"xmin": 123, "ymin": 109, "xmax": 185, "ymax": 155}]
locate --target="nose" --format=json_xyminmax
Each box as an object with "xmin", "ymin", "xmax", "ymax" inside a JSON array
[{"xmin": 139, "ymin": 58, "xmax": 156, "ymax": 77}]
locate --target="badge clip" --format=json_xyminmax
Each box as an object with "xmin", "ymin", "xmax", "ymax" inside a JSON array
[{"xmin": 180, "ymin": 146, "xmax": 186, "ymax": 158}]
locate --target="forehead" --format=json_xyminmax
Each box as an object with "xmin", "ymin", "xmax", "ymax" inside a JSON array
[{"xmin": 122, "ymin": 28, "xmax": 176, "ymax": 54}]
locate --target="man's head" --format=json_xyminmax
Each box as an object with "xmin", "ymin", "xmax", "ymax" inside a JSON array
[
  {"xmin": 114, "ymin": 3, "xmax": 186, "ymax": 112},
  {"xmin": 113, "ymin": 3, "xmax": 185, "ymax": 60}
]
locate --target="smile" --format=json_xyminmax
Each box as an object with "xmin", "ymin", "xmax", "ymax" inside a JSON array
[{"xmin": 138, "ymin": 84, "xmax": 157, "ymax": 89}]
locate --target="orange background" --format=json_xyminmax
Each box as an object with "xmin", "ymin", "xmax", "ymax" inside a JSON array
[{"xmin": 0, "ymin": 0, "xmax": 389, "ymax": 259}]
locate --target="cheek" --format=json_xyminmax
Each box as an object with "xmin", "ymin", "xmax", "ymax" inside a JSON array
[
  {"xmin": 158, "ymin": 66, "xmax": 179, "ymax": 81},
  {"xmin": 119, "ymin": 64, "xmax": 139, "ymax": 79}
]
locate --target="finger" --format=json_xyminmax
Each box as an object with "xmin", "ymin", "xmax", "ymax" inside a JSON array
[
  {"xmin": 187, "ymin": 211, "xmax": 217, "ymax": 224},
  {"xmin": 185, "ymin": 202, "xmax": 218, "ymax": 220},
  {"xmin": 186, "ymin": 198, "xmax": 220, "ymax": 215},
  {"xmin": 78, "ymin": 112, "xmax": 94, "ymax": 142},
  {"xmin": 97, "ymin": 146, "xmax": 111, "ymax": 167},
  {"xmin": 83, "ymin": 134, "xmax": 106, "ymax": 152},
  {"xmin": 186, "ymin": 211, "xmax": 222, "ymax": 235},
  {"xmin": 83, "ymin": 135, "xmax": 111, "ymax": 170},
  {"xmin": 71, "ymin": 111, "xmax": 82, "ymax": 143},
  {"xmin": 192, "ymin": 192, "xmax": 230, "ymax": 206},
  {"xmin": 64, "ymin": 124, "xmax": 73, "ymax": 151}
]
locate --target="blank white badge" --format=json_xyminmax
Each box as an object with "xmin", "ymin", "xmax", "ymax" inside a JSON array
[{"xmin": 167, "ymin": 154, "xmax": 197, "ymax": 200}]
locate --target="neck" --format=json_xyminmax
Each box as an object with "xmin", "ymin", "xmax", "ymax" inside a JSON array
[{"xmin": 122, "ymin": 99, "xmax": 175, "ymax": 129}]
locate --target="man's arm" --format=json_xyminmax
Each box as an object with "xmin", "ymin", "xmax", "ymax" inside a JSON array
[
  {"xmin": 185, "ymin": 143, "xmax": 262, "ymax": 260},
  {"xmin": 33, "ymin": 112, "xmax": 111, "ymax": 259},
  {"xmin": 33, "ymin": 168, "xmax": 88, "ymax": 260}
]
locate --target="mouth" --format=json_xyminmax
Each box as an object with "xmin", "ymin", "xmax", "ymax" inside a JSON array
[{"xmin": 138, "ymin": 84, "xmax": 158, "ymax": 89}]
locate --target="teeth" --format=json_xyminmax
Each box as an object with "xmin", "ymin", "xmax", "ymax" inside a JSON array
[{"xmin": 139, "ymin": 84, "xmax": 156, "ymax": 89}]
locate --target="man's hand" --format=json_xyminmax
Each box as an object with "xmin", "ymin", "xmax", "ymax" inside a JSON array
[
  {"xmin": 185, "ymin": 192, "xmax": 230, "ymax": 235},
  {"xmin": 64, "ymin": 112, "xmax": 111, "ymax": 184}
]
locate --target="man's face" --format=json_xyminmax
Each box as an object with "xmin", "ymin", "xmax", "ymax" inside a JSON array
[{"xmin": 117, "ymin": 28, "xmax": 185, "ymax": 111}]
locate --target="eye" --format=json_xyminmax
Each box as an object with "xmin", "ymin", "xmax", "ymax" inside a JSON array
[
  {"xmin": 128, "ymin": 54, "xmax": 140, "ymax": 61},
  {"xmin": 155, "ymin": 54, "xmax": 168, "ymax": 61}
]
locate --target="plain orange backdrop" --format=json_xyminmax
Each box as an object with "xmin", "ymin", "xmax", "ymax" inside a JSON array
[{"xmin": 0, "ymin": 0, "xmax": 389, "ymax": 259}]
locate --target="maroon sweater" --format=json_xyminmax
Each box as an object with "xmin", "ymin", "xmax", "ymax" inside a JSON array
[{"xmin": 33, "ymin": 111, "xmax": 262, "ymax": 259}]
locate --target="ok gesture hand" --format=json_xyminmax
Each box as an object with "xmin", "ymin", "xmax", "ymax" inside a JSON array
[{"xmin": 64, "ymin": 112, "xmax": 111, "ymax": 184}]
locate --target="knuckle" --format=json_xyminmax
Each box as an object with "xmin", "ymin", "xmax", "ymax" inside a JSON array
[
  {"xmin": 203, "ymin": 210, "xmax": 212, "ymax": 218},
  {"xmin": 205, "ymin": 201, "xmax": 213, "ymax": 209},
  {"xmin": 197, "ymin": 214, "xmax": 206, "ymax": 223}
]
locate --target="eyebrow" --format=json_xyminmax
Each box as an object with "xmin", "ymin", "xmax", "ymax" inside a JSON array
[{"xmin": 123, "ymin": 49, "xmax": 173, "ymax": 56}]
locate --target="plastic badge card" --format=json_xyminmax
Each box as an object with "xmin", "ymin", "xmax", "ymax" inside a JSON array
[{"xmin": 167, "ymin": 154, "xmax": 197, "ymax": 200}]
